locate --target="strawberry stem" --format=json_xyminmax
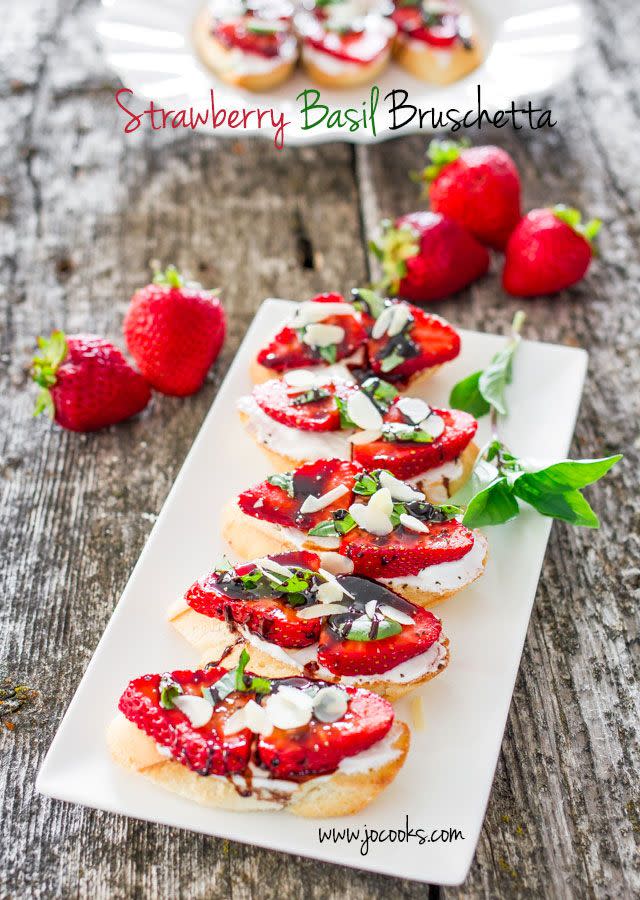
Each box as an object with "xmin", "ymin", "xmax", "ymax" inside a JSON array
[
  {"xmin": 552, "ymin": 204, "xmax": 602, "ymax": 246},
  {"xmin": 417, "ymin": 138, "xmax": 469, "ymax": 186},
  {"xmin": 153, "ymin": 264, "xmax": 184, "ymax": 289},
  {"xmin": 370, "ymin": 220, "xmax": 419, "ymax": 296},
  {"xmin": 31, "ymin": 329, "xmax": 68, "ymax": 418}
]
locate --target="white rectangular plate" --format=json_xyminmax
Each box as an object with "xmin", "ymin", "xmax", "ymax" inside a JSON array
[{"xmin": 37, "ymin": 299, "xmax": 588, "ymax": 886}]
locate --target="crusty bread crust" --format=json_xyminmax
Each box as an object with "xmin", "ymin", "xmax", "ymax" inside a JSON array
[
  {"xmin": 392, "ymin": 33, "xmax": 482, "ymax": 85},
  {"xmin": 301, "ymin": 46, "xmax": 391, "ymax": 89},
  {"xmin": 221, "ymin": 500, "xmax": 488, "ymax": 607},
  {"xmin": 238, "ymin": 410, "xmax": 308, "ymax": 472},
  {"xmin": 192, "ymin": 8, "xmax": 296, "ymax": 91},
  {"xmin": 107, "ymin": 714, "xmax": 410, "ymax": 817},
  {"xmin": 169, "ymin": 603, "xmax": 450, "ymax": 702}
]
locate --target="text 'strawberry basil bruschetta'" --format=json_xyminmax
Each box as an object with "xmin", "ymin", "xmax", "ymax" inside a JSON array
[
  {"xmin": 193, "ymin": 0, "xmax": 298, "ymax": 90},
  {"xmin": 252, "ymin": 290, "xmax": 461, "ymax": 391},
  {"xmin": 392, "ymin": 0, "xmax": 482, "ymax": 85},
  {"xmin": 169, "ymin": 551, "xmax": 449, "ymax": 701},
  {"xmin": 221, "ymin": 459, "xmax": 488, "ymax": 605},
  {"xmin": 238, "ymin": 372, "xmax": 478, "ymax": 501},
  {"xmin": 107, "ymin": 651, "xmax": 409, "ymax": 816},
  {"xmin": 296, "ymin": 0, "xmax": 396, "ymax": 89}
]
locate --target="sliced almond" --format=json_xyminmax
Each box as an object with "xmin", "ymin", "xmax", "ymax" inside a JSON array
[
  {"xmin": 282, "ymin": 369, "xmax": 318, "ymax": 389},
  {"xmin": 318, "ymin": 567, "xmax": 354, "ymax": 599},
  {"xmin": 346, "ymin": 391, "xmax": 383, "ymax": 431},
  {"xmin": 421, "ymin": 413, "xmax": 445, "ymax": 439},
  {"xmin": 173, "ymin": 695, "xmax": 213, "ymax": 729},
  {"xmin": 264, "ymin": 686, "xmax": 313, "ymax": 729},
  {"xmin": 349, "ymin": 501, "xmax": 393, "ymax": 537},
  {"xmin": 255, "ymin": 557, "xmax": 294, "ymax": 579},
  {"xmin": 371, "ymin": 305, "xmax": 394, "ymax": 339},
  {"xmin": 349, "ymin": 428, "xmax": 382, "ymax": 445},
  {"xmin": 295, "ymin": 602, "xmax": 349, "ymax": 620},
  {"xmin": 388, "ymin": 303, "xmax": 412, "ymax": 337},
  {"xmin": 302, "ymin": 323, "xmax": 345, "ymax": 349},
  {"xmin": 319, "ymin": 552, "xmax": 354, "ymax": 575},
  {"xmin": 315, "ymin": 579, "xmax": 343, "ymax": 605},
  {"xmin": 299, "ymin": 484, "xmax": 348, "ymax": 515},
  {"xmin": 243, "ymin": 699, "xmax": 273, "ymax": 736},
  {"xmin": 396, "ymin": 397, "xmax": 431, "ymax": 425},
  {"xmin": 368, "ymin": 487, "xmax": 393, "ymax": 517},
  {"xmin": 399, "ymin": 513, "xmax": 429, "ymax": 534},
  {"xmin": 312, "ymin": 686, "xmax": 348, "ymax": 723},
  {"xmin": 378, "ymin": 603, "xmax": 414, "ymax": 625},
  {"xmin": 364, "ymin": 599, "xmax": 378, "ymax": 619},
  {"xmin": 379, "ymin": 470, "xmax": 425, "ymax": 502},
  {"xmin": 292, "ymin": 301, "xmax": 354, "ymax": 328}
]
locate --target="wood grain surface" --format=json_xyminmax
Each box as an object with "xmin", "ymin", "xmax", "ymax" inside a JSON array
[{"xmin": 0, "ymin": 0, "xmax": 638, "ymax": 897}]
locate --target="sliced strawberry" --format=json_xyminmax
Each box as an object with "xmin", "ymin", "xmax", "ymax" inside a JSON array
[
  {"xmin": 340, "ymin": 518, "xmax": 475, "ymax": 579},
  {"xmin": 318, "ymin": 578, "xmax": 442, "ymax": 675},
  {"xmin": 238, "ymin": 458, "xmax": 361, "ymax": 529},
  {"xmin": 257, "ymin": 686, "xmax": 394, "ymax": 777},
  {"xmin": 352, "ymin": 406, "xmax": 477, "ymax": 479},
  {"xmin": 185, "ymin": 552, "xmax": 323, "ymax": 648},
  {"xmin": 256, "ymin": 293, "xmax": 368, "ymax": 372},
  {"xmin": 252, "ymin": 377, "xmax": 356, "ymax": 432},
  {"xmin": 118, "ymin": 668, "xmax": 252, "ymax": 775},
  {"xmin": 368, "ymin": 305, "xmax": 461, "ymax": 383}
]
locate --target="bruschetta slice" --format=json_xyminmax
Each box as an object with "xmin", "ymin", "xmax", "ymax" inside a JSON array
[
  {"xmin": 238, "ymin": 372, "xmax": 478, "ymax": 501},
  {"xmin": 253, "ymin": 290, "xmax": 461, "ymax": 392},
  {"xmin": 221, "ymin": 459, "xmax": 488, "ymax": 606},
  {"xmin": 193, "ymin": 0, "xmax": 298, "ymax": 91},
  {"xmin": 107, "ymin": 652, "xmax": 409, "ymax": 816},
  {"xmin": 296, "ymin": 0, "xmax": 396, "ymax": 89},
  {"xmin": 391, "ymin": 0, "xmax": 482, "ymax": 85},
  {"xmin": 169, "ymin": 551, "xmax": 449, "ymax": 701}
]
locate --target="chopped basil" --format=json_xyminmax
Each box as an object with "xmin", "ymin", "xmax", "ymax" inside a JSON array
[
  {"xmin": 360, "ymin": 376, "xmax": 399, "ymax": 413},
  {"xmin": 329, "ymin": 612, "xmax": 402, "ymax": 642},
  {"xmin": 308, "ymin": 510, "xmax": 356, "ymax": 537},
  {"xmin": 239, "ymin": 569, "xmax": 263, "ymax": 589},
  {"xmin": 380, "ymin": 350, "xmax": 407, "ymax": 373},
  {"xmin": 381, "ymin": 422, "xmax": 434, "ymax": 443},
  {"xmin": 350, "ymin": 288, "xmax": 388, "ymax": 319},
  {"xmin": 353, "ymin": 471, "xmax": 381, "ymax": 496},
  {"xmin": 203, "ymin": 649, "xmax": 272, "ymax": 706},
  {"xmin": 291, "ymin": 387, "xmax": 331, "ymax": 406},
  {"xmin": 319, "ymin": 344, "xmax": 338, "ymax": 365},
  {"xmin": 267, "ymin": 472, "xmax": 294, "ymax": 497},
  {"xmin": 335, "ymin": 395, "xmax": 356, "ymax": 429},
  {"xmin": 246, "ymin": 21, "xmax": 283, "ymax": 34},
  {"xmin": 277, "ymin": 571, "xmax": 314, "ymax": 594},
  {"xmin": 159, "ymin": 674, "xmax": 183, "ymax": 710},
  {"xmin": 307, "ymin": 519, "xmax": 340, "ymax": 538}
]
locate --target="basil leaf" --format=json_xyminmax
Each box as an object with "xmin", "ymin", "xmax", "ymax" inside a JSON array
[
  {"xmin": 449, "ymin": 370, "xmax": 491, "ymax": 418},
  {"xmin": 341, "ymin": 615, "xmax": 402, "ymax": 642},
  {"xmin": 462, "ymin": 477, "xmax": 520, "ymax": 527},
  {"xmin": 360, "ymin": 376, "xmax": 399, "ymax": 412},
  {"xmin": 291, "ymin": 387, "xmax": 331, "ymax": 406},
  {"xmin": 514, "ymin": 482, "xmax": 600, "ymax": 528},
  {"xmin": 203, "ymin": 670, "xmax": 235, "ymax": 704},
  {"xmin": 159, "ymin": 676, "xmax": 183, "ymax": 710},
  {"xmin": 478, "ymin": 344, "xmax": 516, "ymax": 417},
  {"xmin": 319, "ymin": 344, "xmax": 338, "ymax": 364},
  {"xmin": 239, "ymin": 569, "xmax": 263, "ymax": 588},
  {"xmin": 381, "ymin": 422, "xmax": 433, "ymax": 443},
  {"xmin": 335, "ymin": 395, "xmax": 356, "ymax": 429},
  {"xmin": 234, "ymin": 648, "xmax": 272, "ymax": 695},
  {"xmin": 516, "ymin": 455, "xmax": 622, "ymax": 492},
  {"xmin": 351, "ymin": 288, "xmax": 388, "ymax": 319},
  {"xmin": 267, "ymin": 472, "xmax": 294, "ymax": 497},
  {"xmin": 380, "ymin": 350, "xmax": 406, "ymax": 373},
  {"xmin": 353, "ymin": 472, "xmax": 380, "ymax": 495},
  {"xmin": 278, "ymin": 572, "xmax": 312, "ymax": 594},
  {"xmin": 333, "ymin": 512, "xmax": 357, "ymax": 534},
  {"xmin": 307, "ymin": 519, "xmax": 339, "ymax": 537},
  {"xmin": 437, "ymin": 503, "xmax": 464, "ymax": 518}
]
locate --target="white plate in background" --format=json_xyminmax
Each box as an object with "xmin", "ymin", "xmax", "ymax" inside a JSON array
[
  {"xmin": 96, "ymin": 0, "xmax": 586, "ymax": 145},
  {"xmin": 37, "ymin": 299, "xmax": 587, "ymax": 885}
]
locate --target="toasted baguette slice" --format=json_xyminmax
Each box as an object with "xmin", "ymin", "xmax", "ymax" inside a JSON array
[
  {"xmin": 168, "ymin": 601, "xmax": 450, "ymax": 703},
  {"xmin": 221, "ymin": 499, "xmax": 489, "ymax": 607},
  {"xmin": 192, "ymin": 8, "xmax": 297, "ymax": 91},
  {"xmin": 393, "ymin": 33, "xmax": 482, "ymax": 85},
  {"xmin": 300, "ymin": 44, "xmax": 391, "ymax": 89},
  {"xmin": 107, "ymin": 714, "xmax": 410, "ymax": 817},
  {"xmin": 250, "ymin": 355, "xmax": 443, "ymax": 393}
]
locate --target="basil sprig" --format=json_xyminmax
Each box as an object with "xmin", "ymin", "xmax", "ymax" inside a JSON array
[
  {"xmin": 204, "ymin": 649, "xmax": 271, "ymax": 705},
  {"xmin": 460, "ymin": 443, "xmax": 622, "ymax": 529},
  {"xmin": 450, "ymin": 311, "xmax": 525, "ymax": 418}
]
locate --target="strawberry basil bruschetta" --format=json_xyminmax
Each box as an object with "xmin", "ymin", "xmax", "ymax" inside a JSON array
[
  {"xmin": 221, "ymin": 459, "xmax": 488, "ymax": 605},
  {"xmin": 296, "ymin": 0, "xmax": 396, "ymax": 89},
  {"xmin": 169, "ymin": 551, "xmax": 449, "ymax": 701},
  {"xmin": 193, "ymin": 0, "xmax": 298, "ymax": 90},
  {"xmin": 107, "ymin": 651, "xmax": 409, "ymax": 816},
  {"xmin": 392, "ymin": 0, "xmax": 482, "ymax": 85},
  {"xmin": 253, "ymin": 290, "xmax": 461, "ymax": 391},
  {"xmin": 238, "ymin": 372, "xmax": 478, "ymax": 501}
]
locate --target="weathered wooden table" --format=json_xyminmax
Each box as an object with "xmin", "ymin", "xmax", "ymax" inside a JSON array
[{"xmin": 1, "ymin": 1, "xmax": 638, "ymax": 896}]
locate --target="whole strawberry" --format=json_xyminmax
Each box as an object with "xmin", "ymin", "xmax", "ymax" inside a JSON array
[
  {"xmin": 32, "ymin": 331, "xmax": 151, "ymax": 432},
  {"xmin": 419, "ymin": 140, "xmax": 521, "ymax": 250},
  {"xmin": 371, "ymin": 211, "xmax": 490, "ymax": 303},
  {"xmin": 124, "ymin": 265, "xmax": 226, "ymax": 396},
  {"xmin": 502, "ymin": 205, "xmax": 601, "ymax": 297}
]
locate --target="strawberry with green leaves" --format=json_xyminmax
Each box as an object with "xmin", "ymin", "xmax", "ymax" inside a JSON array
[
  {"xmin": 124, "ymin": 265, "xmax": 226, "ymax": 396},
  {"xmin": 502, "ymin": 206, "xmax": 601, "ymax": 297},
  {"xmin": 419, "ymin": 140, "xmax": 522, "ymax": 250},
  {"xmin": 31, "ymin": 331, "xmax": 151, "ymax": 432},
  {"xmin": 370, "ymin": 211, "xmax": 490, "ymax": 303}
]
